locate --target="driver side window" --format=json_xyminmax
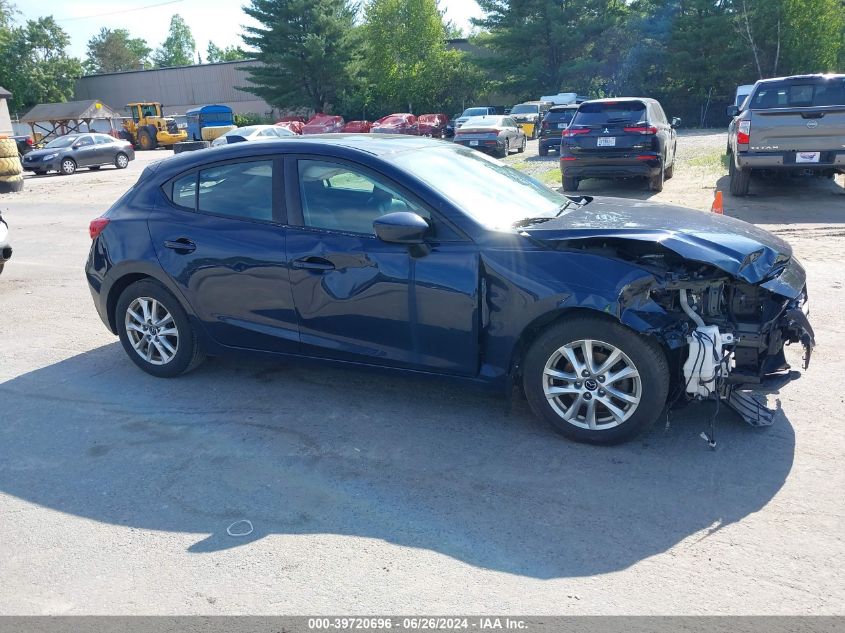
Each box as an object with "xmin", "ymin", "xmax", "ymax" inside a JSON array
[{"xmin": 297, "ymin": 160, "xmax": 429, "ymax": 235}]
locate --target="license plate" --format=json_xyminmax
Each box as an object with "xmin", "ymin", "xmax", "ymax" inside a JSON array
[
  {"xmin": 557, "ymin": 123, "xmax": 567, "ymax": 129},
  {"xmin": 796, "ymin": 151, "xmax": 820, "ymax": 163},
  {"xmin": 597, "ymin": 137, "xmax": 616, "ymax": 147},
  {"xmin": 470, "ymin": 140, "xmax": 479, "ymax": 146}
]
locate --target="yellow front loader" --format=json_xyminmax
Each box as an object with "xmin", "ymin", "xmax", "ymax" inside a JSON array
[{"xmin": 122, "ymin": 102, "xmax": 187, "ymax": 150}]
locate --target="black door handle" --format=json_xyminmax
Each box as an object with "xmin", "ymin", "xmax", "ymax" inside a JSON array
[
  {"xmin": 163, "ymin": 238, "xmax": 196, "ymax": 253},
  {"xmin": 292, "ymin": 256, "xmax": 335, "ymax": 271}
]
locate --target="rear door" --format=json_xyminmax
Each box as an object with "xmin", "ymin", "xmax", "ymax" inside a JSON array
[
  {"xmin": 747, "ymin": 77, "xmax": 845, "ymax": 151},
  {"xmin": 93, "ymin": 135, "xmax": 115, "ymax": 164},
  {"xmin": 147, "ymin": 156, "xmax": 299, "ymax": 353},
  {"xmin": 564, "ymin": 101, "xmax": 658, "ymax": 158}
]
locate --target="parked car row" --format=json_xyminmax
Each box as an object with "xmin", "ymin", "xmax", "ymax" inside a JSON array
[{"xmin": 273, "ymin": 112, "xmax": 450, "ymax": 138}]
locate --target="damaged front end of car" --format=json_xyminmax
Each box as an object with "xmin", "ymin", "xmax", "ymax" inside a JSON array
[{"xmin": 566, "ymin": 236, "xmax": 815, "ymax": 429}]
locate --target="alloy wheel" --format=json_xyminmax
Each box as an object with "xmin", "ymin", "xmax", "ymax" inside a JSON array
[
  {"xmin": 116, "ymin": 154, "xmax": 129, "ymax": 168},
  {"xmin": 542, "ymin": 339, "xmax": 642, "ymax": 430},
  {"xmin": 124, "ymin": 297, "xmax": 180, "ymax": 366},
  {"xmin": 61, "ymin": 159, "xmax": 76, "ymax": 175}
]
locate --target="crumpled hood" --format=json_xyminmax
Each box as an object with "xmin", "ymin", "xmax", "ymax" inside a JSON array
[{"xmin": 523, "ymin": 197, "xmax": 793, "ymax": 285}]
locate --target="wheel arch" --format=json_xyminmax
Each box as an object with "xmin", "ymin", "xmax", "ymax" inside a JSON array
[
  {"xmin": 509, "ymin": 307, "xmax": 625, "ymax": 378},
  {"xmin": 105, "ymin": 269, "xmax": 193, "ymax": 335}
]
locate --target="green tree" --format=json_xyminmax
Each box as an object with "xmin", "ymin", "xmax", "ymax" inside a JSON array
[
  {"xmin": 206, "ymin": 41, "xmax": 249, "ymax": 63},
  {"xmin": 472, "ymin": 0, "xmax": 630, "ymax": 99},
  {"xmin": 361, "ymin": 0, "xmax": 479, "ymax": 114},
  {"xmin": 84, "ymin": 28, "xmax": 151, "ymax": 74},
  {"xmin": 242, "ymin": 0, "xmax": 358, "ymax": 112},
  {"xmin": 0, "ymin": 16, "xmax": 83, "ymax": 111},
  {"xmin": 152, "ymin": 14, "xmax": 195, "ymax": 67}
]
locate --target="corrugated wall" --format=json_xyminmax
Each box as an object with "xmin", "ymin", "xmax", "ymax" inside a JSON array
[{"xmin": 74, "ymin": 60, "xmax": 274, "ymax": 117}]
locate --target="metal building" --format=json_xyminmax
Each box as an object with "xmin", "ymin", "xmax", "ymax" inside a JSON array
[{"xmin": 74, "ymin": 59, "xmax": 273, "ymax": 118}]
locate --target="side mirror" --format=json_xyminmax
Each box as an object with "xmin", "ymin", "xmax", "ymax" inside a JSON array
[
  {"xmin": 725, "ymin": 105, "xmax": 739, "ymax": 117},
  {"xmin": 373, "ymin": 212, "xmax": 429, "ymax": 244},
  {"xmin": 671, "ymin": 117, "xmax": 682, "ymax": 128}
]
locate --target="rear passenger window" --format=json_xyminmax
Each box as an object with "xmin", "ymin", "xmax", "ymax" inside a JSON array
[{"xmin": 167, "ymin": 160, "xmax": 275, "ymax": 221}]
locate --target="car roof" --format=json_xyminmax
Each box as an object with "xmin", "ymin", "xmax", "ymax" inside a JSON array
[
  {"xmin": 579, "ymin": 97, "xmax": 657, "ymax": 105},
  {"xmin": 152, "ymin": 134, "xmax": 448, "ymax": 178},
  {"xmin": 755, "ymin": 73, "xmax": 845, "ymax": 84}
]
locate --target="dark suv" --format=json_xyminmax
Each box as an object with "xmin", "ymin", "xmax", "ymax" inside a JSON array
[
  {"xmin": 538, "ymin": 105, "xmax": 578, "ymax": 156},
  {"xmin": 560, "ymin": 98, "xmax": 679, "ymax": 192}
]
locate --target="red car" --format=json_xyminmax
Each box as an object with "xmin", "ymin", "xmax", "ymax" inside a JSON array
[
  {"xmin": 275, "ymin": 121, "xmax": 304, "ymax": 135},
  {"xmin": 341, "ymin": 120, "xmax": 373, "ymax": 133},
  {"xmin": 302, "ymin": 114, "xmax": 345, "ymax": 135},
  {"xmin": 417, "ymin": 113, "xmax": 449, "ymax": 138},
  {"xmin": 371, "ymin": 113, "xmax": 419, "ymax": 135}
]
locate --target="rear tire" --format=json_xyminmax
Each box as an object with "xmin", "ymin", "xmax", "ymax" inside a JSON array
[
  {"xmin": 729, "ymin": 157, "xmax": 750, "ymax": 196},
  {"xmin": 649, "ymin": 163, "xmax": 665, "ymax": 192},
  {"xmin": 115, "ymin": 279, "xmax": 205, "ymax": 378},
  {"xmin": 498, "ymin": 139, "xmax": 509, "ymax": 158},
  {"xmin": 138, "ymin": 129, "xmax": 157, "ymax": 151},
  {"xmin": 114, "ymin": 152, "xmax": 129, "ymax": 169},
  {"xmin": 517, "ymin": 137, "xmax": 525, "ymax": 153},
  {"xmin": 664, "ymin": 160, "xmax": 674, "ymax": 180},
  {"xmin": 522, "ymin": 317, "xmax": 670, "ymax": 445},
  {"xmin": 539, "ymin": 145, "xmax": 548, "ymax": 157},
  {"xmin": 563, "ymin": 175, "xmax": 579, "ymax": 191}
]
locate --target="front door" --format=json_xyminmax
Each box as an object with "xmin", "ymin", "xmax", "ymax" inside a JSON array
[
  {"xmin": 285, "ymin": 156, "xmax": 480, "ymax": 376},
  {"xmin": 147, "ymin": 156, "xmax": 299, "ymax": 353},
  {"xmin": 72, "ymin": 135, "xmax": 98, "ymax": 167}
]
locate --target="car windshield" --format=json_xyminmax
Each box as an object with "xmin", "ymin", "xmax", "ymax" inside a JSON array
[
  {"xmin": 462, "ymin": 108, "xmax": 489, "ymax": 117},
  {"xmin": 749, "ymin": 77, "xmax": 845, "ymax": 108},
  {"xmin": 572, "ymin": 102, "xmax": 647, "ymax": 126},
  {"xmin": 510, "ymin": 104, "xmax": 538, "ymax": 114},
  {"xmin": 44, "ymin": 136, "xmax": 78, "ymax": 148},
  {"xmin": 394, "ymin": 145, "xmax": 573, "ymax": 231}
]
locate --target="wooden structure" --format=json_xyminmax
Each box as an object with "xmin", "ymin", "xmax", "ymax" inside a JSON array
[{"xmin": 20, "ymin": 99, "xmax": 123, "ymax": 142}]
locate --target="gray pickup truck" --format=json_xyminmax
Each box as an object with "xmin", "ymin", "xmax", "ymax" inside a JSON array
[{"xmin": 726, "ymin": 74, "xmax": 845, "ymax": 196}]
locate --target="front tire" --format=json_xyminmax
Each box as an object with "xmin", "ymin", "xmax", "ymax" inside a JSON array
[
  {"xmin": 116, "ymin": 279, "xmax": 205, "ymax": 378},
  {"xmin": 522, "ymin": 318, "xmax": 670, "ymax": 444},
  {"xmin": 60, "ymin": 158, "xmax": 76, "ymax": 175}
]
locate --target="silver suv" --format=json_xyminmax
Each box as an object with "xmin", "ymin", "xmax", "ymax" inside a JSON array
[{"xmin": 726, "ymin": 74, "xmax": 845, "ymax": 196}]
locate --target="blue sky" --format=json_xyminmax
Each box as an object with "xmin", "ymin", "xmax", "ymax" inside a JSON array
[{"xmin": 17, "ymin": 0, "xmax": 482, "ymax": 60}]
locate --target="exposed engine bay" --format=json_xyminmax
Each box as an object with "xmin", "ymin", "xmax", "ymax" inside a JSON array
[{"xmin": 558, "ymin": 236, "xmax": 816, "ymax": 433}]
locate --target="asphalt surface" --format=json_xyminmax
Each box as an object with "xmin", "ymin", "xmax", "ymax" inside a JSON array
[{"xmin": 1, "ymin": 135, "xmax": 843, "ymax": 614}]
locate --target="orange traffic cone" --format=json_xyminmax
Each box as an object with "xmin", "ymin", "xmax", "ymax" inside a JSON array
[{"xmin": 711, "ymin": 190, "xmax": 724, "ymax": 214}]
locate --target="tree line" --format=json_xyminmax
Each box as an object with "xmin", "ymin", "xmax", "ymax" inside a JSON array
[{"xmin": 1, "ymin": 0, "xmax": 843, "ymax": 124}]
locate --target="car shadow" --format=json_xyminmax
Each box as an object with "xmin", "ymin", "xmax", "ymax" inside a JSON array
[
  {"xmin": 717, "ymin": 173, "xmax": 845, "ymax": 224},
  {"xmin": 0, "ymin": 344, "xmax": 795, "ymax": 579}
]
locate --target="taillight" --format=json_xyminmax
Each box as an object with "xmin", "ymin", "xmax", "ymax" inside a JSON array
[
  {"xmin": 623, "ymin": 126, "xmax": 658, "ymax": 135},
  {"xmin": 89, "ymin": 217, "xmax": 109, "ymax": 239},
  {"xmin": 562, "ymin": 127, "xmax": 590, "ymax": 137},
  {"xmin": 26, "ymin": 137, "xmax": 33, "ymax": 146},
  {"xmin": 737, "ymin": 120, "xmax": 751, "ymax": 145}
]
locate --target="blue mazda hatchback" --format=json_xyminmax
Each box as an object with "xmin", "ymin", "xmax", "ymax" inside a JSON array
[{"xmin": 86, "ymin": 135, "xmax": 813, "ymax": 444}]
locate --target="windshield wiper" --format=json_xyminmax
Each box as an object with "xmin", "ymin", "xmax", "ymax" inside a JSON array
[{"xmin": 512, "ymin": 196, "xmax": 592, "ymax": 228}]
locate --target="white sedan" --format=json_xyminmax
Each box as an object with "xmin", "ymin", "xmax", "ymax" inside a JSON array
[{"xmin": 211, "ymin": 125, "xmax": 296, "ymax": 147}]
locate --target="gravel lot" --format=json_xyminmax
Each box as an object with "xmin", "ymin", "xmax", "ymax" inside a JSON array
[{"xmin": 1, "ymin": 131, "xmax": 843, "ymax": 614}]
